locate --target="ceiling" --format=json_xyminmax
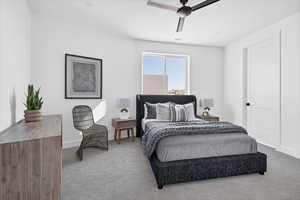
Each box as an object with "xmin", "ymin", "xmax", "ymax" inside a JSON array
[{"xmin": 28, "ymin": 0, "xmax": 300, "ymax": 46}]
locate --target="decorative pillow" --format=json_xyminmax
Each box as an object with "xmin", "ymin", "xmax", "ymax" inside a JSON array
[
  {"xmin": 169, "ymin": 102, "xmax": 196, "ymax": 122},
  {"xmin": 144, "ymin": 102, "xmax": 157, "ymax": 119},
  {"xmin": 169, "ymin": 103, "xmax": 176, "ymax": 122},
  {"xmin": 174, "ymin": 104, "xmax": 188, "ymax": 122},
  {"xmin": 156, "ymin": 103, "xmax": 171, "ymax": 120},
  {"xmin": 184, "ymin": 102, "xmax": 196, "ymax": 120}
]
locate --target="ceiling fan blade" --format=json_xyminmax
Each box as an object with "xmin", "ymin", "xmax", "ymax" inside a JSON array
[
  {"xmin": 147, "ymin": 0, "xmax": 178, "ymax": 12},
  {"xmin": 191, "ymin": 0, "xmax": 221, "ymax": 12},
  {"xmin": 176, "ymin": 17, "xmax": 185, "ymax": 32}
]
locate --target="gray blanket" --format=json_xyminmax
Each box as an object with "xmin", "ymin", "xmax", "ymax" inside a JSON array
[{"xmin": 142, "ymin": 120, "xmax": 248, "ymax": 158}]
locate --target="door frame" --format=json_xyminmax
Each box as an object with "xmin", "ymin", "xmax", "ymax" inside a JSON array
[{"xmin": 242, "ymin": 31, "xmax": 282, "ymax": 149}]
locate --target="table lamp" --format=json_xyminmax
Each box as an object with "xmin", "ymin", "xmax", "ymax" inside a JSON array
[
  {"xmin": 117, "ymin": 98, "xmax": 131, "ymax": 119},
  {"xmin": 199, "ymin": 98, "xmax": 214, "ymax": 116}
]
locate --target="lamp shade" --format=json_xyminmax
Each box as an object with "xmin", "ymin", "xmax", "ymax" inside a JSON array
[
  {"xmin": 117, "ymin": 98, "xmax": 131, "ymax": 109},
  {"xmin": 199, "ymin": 98, "xmax": 214, "ymax": 108}
]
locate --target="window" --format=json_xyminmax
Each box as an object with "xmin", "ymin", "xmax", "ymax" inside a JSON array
[{"xmin": 142, "ymin": 53, "xmax": 189, "ymax": 95}]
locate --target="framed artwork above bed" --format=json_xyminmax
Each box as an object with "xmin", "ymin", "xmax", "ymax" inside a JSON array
[{"xmin": 65, "ymin": 54, "xmax": 102, "ymax": 99}]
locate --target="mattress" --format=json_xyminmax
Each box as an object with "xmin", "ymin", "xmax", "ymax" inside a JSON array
[
  {"xmin": 142, "ymin": 119, "xmax": 257, "ymax": 162},
  {"xmin": 156, "ymin": 133, "xmax": 257, "ymax": 162}
]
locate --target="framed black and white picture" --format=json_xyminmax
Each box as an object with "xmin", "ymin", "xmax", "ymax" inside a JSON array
[{"xmin": 65, "ymin": 54, "xmax": 102, "ymax": 99}]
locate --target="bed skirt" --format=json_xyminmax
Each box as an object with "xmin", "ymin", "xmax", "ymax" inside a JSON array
[{"xmin": 149, "ymin": 152, "xmax": 267, "ymax": 189}]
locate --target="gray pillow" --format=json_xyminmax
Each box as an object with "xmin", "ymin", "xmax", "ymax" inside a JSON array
[
  {"xmin": 169, "ymin": 102, "xmax": 195, "ymax": 121},
  {"xmin": 156, "ymin": 103, "xmax": 171, "ymax": 120},
  {"xmin": 144, "ymin": 102, "xmax": 157, "ymax": 119},
  {"xmin": 183, "ymin": 102, "xmax": 196, "ymax": 121},
  {"xmin": 174, "ymin": 104, "xmax": 188, "ymax": 122}
]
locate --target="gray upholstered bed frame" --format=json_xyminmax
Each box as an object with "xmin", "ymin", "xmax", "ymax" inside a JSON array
[{"xmin": 136, "ymin": 94, "xmax": 267, "ymax": 189}]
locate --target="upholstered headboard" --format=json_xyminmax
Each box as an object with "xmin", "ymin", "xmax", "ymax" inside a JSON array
[{"xmin": 136, "ymin": 94, "xmax": 197, "ymax": 137}]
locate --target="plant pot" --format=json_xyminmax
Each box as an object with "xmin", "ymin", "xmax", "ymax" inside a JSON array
[{"xmin": 24, "ymin": 110, "xmax": 42, "ymax": 122}]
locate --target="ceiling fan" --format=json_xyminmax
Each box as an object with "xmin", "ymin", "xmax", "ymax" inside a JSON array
[{"xmin": 147, "ymin": 0, "xmax": 221, "ymax": 32}]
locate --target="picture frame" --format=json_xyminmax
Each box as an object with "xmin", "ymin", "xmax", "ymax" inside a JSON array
[{"xmin": 65, "ymin": 54, "xmax": 102, "ymax": 99}]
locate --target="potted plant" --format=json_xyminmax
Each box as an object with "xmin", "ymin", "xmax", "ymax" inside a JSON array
[{"xmin": 24, "ymin": 84, "xmax": 44, "ymax": 122}]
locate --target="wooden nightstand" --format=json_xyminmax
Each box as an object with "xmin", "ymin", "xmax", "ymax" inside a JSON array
[
  {"xmin": 198, "ymin": 115, "xmax": 220, "ymax": 122},
  {"xmin": 112, "ymin": 118, "xmax": 136, "ymax": 144}
]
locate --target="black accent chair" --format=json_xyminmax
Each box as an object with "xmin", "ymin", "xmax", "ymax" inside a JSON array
[{"xmin": 72, "ymin": 105, "xmax": 108, "ymax": 161}]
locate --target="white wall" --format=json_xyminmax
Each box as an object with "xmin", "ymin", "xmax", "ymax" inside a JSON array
[
  {"xmin": 31, "ymin": 15, "xmax": 224, "ymax": 148},
  {"xmin": 224, "ymin": 12, "xmax": 300, "ymax": 158},
  {"xmin": 31, "ymin": 16, "xmax": 137, "ymax": 147},
  {"xmin": 0, "ymin": 0, "xmax": 31, "ymax": 131}
]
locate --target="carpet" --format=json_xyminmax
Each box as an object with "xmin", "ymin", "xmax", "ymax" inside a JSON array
[{"xmin": 62, "ymin": 139, "xmax": 300, "ymax": 200}]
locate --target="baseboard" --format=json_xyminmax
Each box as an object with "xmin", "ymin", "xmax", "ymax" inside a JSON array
[
  {"xmin": 63, "ymin": 140, "xmax": 81, "ymax": 149},
  {"xmin": 258, "ymin": 141, "xmax": 300, "ymax": 159},
  {"xmin": 63, "ymin": 137, "xmax": 115, "ymax": 149},
  {"xmin": 277, "ymin": 146, "xmax": 300, "ymax": 159},
  {"xmin": 257, "ymin": 140, "xmax": 276, "ymax": 149}
]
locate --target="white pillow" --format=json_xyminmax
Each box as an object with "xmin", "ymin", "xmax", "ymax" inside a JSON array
[
  {"xmin": 156, "ymin": 103, "xmax": 171, "ymax": 120},
  {"xmin": 183, "ymin": 103, "xmax": 196, "ymax": 121},
  {"xmin": 169, "ymin": 103, "xmax": 195, "ymax": 122},
  {"xmin": 174, "ymin": 104, "xmax": 187, "ymax": 122}
]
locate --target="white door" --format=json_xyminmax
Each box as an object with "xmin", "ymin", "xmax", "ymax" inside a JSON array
[{"xmin": 246, "ymin": 36, "xmax": 280, "ymax": 148}]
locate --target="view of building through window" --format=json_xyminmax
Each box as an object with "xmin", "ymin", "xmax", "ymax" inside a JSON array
[{"xmin": 142, "ymin": 53, "xmax": 188, "ymax": 95}]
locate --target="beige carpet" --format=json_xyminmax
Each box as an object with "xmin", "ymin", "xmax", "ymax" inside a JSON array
[{"xmin": 62, "ymin": 139, "xmax": 300, "ymax": 200}]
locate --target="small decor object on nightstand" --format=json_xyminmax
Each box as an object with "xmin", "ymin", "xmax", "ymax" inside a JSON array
[
  {"xmin": 117, "ymin": 98, "xmax": 131, "ymax": 119},
  {"xmin": 199, "ymin": 98, "xmax": 214, "ymax": 116},
  {"xmin": 24, "ymin": 84, "xmax": 44, "ymax": 122}
]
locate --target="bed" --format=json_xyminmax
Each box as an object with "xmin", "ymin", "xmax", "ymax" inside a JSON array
[{"xmin": 136, "ymin": 94, "xmax": 267, "ymax": 189}]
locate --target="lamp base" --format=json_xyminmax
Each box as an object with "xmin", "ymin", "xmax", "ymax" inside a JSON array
[
  {"xmin": 202, "ymin": 107, "xmax": 211, "ymax": 116},
  {"xmin": 202, "ymin": 111, "xmax": 210, "ymax": 117},
  {"xmin": 119, "ymin": 112, "xmax": 129, "ymax": 120}
]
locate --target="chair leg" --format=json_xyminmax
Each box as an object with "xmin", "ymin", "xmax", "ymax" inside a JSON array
[
  {"xmin": 116, "ymin": 130, "xmax": 121, "ymax": 144},
  {"xmin": 131, "ymin": 128, "xmax": 135, "ymax": 141},
  {"xmin": 106, "ymin": 134, "xmax": 109, "ymax": 150},
  {"xmin": 76, "ymin": 136, "xmax": 85, "ymax": 161},
  {"xmin": 114, "ymin": 130, "xmax": 117, "ymax": 141},
  {"xmin": 76, "ymin": 146, "xmax": 83, "ymax": 161},
  {"xmin": 76, "ymin": 149, "xmax": 83, "ymax": 161},
  {"xmin": 75, "ymin": 127, "xmax": 109, "ymax": 161}
]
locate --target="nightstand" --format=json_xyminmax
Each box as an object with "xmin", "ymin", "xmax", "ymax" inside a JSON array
[
  {"xmin": 112, "ymin": 118, "xmax": 136, "ymax": 144},
  {"xmin": 198, "ymin": 115, "xmax": 220, "ymax": 122}
]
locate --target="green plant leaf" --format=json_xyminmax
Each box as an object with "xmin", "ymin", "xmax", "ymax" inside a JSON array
[{"xmin": 24, "ymin": 84, "xmax": 44, "ymax": 110}]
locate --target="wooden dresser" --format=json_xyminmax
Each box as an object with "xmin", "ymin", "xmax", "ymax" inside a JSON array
[{"xmin": 0, "ymin": 115, "xmax": 62, "ymax": 200}]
